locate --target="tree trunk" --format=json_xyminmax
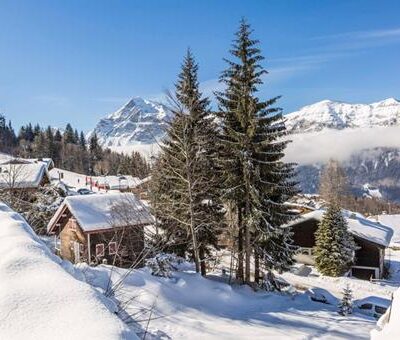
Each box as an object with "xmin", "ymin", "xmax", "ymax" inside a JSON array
[
  {"xmin": 254, "ymin": 248, "xmax": 260, "ymax": 285},
  {"xmin": 199, "ymin": 245, "xmax": 206, "ymax": 276},
  {"xmin": 186, "ymin": 157, "xmax": 200, "ymax": 274},
  {"xmin": 245, "ymin": 198, "xmax": 251, "ymax": 284},
  {"xmin": 237, "ymin": 206, "xmax": 244, "ymax": 283}
]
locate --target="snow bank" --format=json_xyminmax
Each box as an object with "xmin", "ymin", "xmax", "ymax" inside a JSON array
[
  {"xmin": 0, "ymin": 203, "xmax": 138, "ymax": 340},
  {"xmin": 371, "ymin": 287, "xmax": 399, "ymax": 339}
]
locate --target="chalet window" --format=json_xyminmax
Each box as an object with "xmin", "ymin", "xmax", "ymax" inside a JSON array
[
  {"xmin": 109, "ymin": 242, "xmax": 117, "ymax": 255},
  {"xmin": 69, "ymin": 218, "xmax": 78, "ymax": 231},
  {"xmin": 375, "ymin": 306, "xmax": 387, "ymax": 314},
  {"xmin": 96, "ymin": 243, "xmax": 105, "ymax": 257},
  {"xmin": 359, "ymin": 303, "xmax": 373, "ymax": 310}
]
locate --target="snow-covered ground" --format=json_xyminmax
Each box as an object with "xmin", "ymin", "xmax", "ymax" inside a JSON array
[
  {"xmin": 0, "ymin": 202, "xmax": 138, "ymax": 340},
  {"xmin": 79, "ymin": 260, "xmax": 390, "ymax": 339}
]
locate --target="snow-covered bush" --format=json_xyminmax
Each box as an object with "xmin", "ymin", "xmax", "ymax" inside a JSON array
[
  {"xmin": 261, "ymin": 271, "xmax": 292, "ymax": 292},
  {"xmin": 146, "ymin": 253, "xmax": 184, "ymax": 278},
  {"xmin": 338, "ymin": 285, "xmax": 353, "ymax": 316}
]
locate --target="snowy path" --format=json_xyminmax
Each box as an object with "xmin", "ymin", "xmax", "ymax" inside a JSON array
[{"xmin": 81, "ymin": 265, "xmax": 377, "ymax": 339}]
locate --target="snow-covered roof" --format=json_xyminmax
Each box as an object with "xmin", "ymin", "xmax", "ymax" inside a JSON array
[
  {"xmin": 48, "ymin": 192, "xmax": 154, "ymax": 233},
  {"xmin": 286, "ymin": 209, "xmax": 393, "ymax": 247},
  {"xmin": 369, "ymin": 214, "xmax": 400, "ymax": 248},
  {"xmin": 95, "ymin": 175, "xmax": 141, "ymax": 190},
  {"xmin": 0, "ymin": 202, "xmax": 138, "ymax": 340},
  {"xmin": 0, "ymin": 162, "xmax": 48, "ymax": 189},
  {"xmin": 0, "ymin": 152, "xmax": 53, "ymax": 169}
]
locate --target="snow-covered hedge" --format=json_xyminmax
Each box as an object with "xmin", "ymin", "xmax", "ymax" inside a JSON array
[
  {"xmin": 0, "ymin": 203, "xmax": 138, "ymax": 340},
  {"xmin": 146, "ymin": 253, "xmax": 184, "ymax": 277}
]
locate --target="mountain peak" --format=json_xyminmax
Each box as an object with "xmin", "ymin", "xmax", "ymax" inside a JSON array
[
  {"xmin": 374, "ymin": 97, "xmax": 399, "ymax": 106},
  {"xmin": 285, "ymin": 98, "xmax": 400, "ymax": 133},
  {"xmin": 90, "ymin": 97, "xmax": 171, "ymax": 147}
]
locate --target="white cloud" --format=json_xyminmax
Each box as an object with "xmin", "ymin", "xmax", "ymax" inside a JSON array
[
  {"xmin": 284, "ymin": 126, "xmax": 400, "ymax": 165},
  {"xmin": 312, "ymin": 27, "xmax": 400, "ymax": 41}
]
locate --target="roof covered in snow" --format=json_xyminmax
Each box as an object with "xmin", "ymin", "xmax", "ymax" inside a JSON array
[
  {"xmin": 286, "ymin": 209, "xmax": 393, "ymax": 247},
  {"xmin": 0, "ymin": 202, "xmax": 138, "ymax": 340},
  {"xmin": 369, "ymin": 214, "xmax": 400, "ymax": 248},
  {"xmin": 48, "ymin": 192, "xmax": 154, "ymax": 233},
  {"xmin": 0, "ymin": 162, "xmax": 48, "ymax": 189},
  {"xmin": 0, "ymin": 152, "xmax": 53, "ymax": 169},
  {"xmin": 95, "ymin": 175, "xmax": 141, "ymax": 190}
]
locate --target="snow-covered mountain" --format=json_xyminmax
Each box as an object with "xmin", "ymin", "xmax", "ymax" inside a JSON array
[
  {"xmin": 93, "ymin": 97, "xmax": 400, "ymax": 148},
  {"xmin": 285, "ymin": 98, "xmax": 400, "ymax": 133},
  {"xmin": 90, "ymin": 97, "xmax": 172, "ymax": 148}
]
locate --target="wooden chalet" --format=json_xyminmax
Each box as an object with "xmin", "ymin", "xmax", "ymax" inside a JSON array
[
  {"xmin": 47, "ymin": 192, "xmax": 154, "ymax": 267},
  {"xmin": 286, "ymin": 210, "xmax": 393, "ymax": 280}
]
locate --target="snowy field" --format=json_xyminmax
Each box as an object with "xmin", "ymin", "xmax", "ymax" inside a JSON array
[{"xmin": 79, "ymin": 261, "xmax": 390, "ymax": 339}]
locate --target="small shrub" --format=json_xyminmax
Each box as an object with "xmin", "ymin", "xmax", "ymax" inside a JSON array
[{"xmin": 146, "ymin": 253, "xmax": 184, "ymax": 278}]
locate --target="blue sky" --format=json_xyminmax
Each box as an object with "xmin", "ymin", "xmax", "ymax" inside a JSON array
[{"xmin": 1, "ymin": 0, "xmax": 400, "ymax": 131}]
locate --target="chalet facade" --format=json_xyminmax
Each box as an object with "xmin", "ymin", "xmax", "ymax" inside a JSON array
[
  {"xmin": 47, "ymin": 192, "xmax": 154, "ymax": 267},
  {"xmin": 287, "ymin": 210, "xmax": 393, "ymax": 280}
]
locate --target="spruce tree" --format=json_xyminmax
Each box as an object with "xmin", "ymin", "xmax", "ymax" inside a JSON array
[
  {"xmin": 45, "ymin": 126, "xmax": 55, "ymax": 159},
  {"xmin": 63, "ymin": 123, "xmax": 75, "ymax": 144},
  {"xmin": 54, "ymin": 130, "xmax": 62, "ymax": 142},
  {"xmin": 74, "ymin": 129, "xmax": 80, "ymax": 144},
  {"xmin": 79, "ymin": 131, "xmax": 86, "ymax": 151},
  {"xmin": 151, "ymin": 50, "xmax": 224, "ymax": 275},
  {"xmin": 216, "ymin": 19, "xmax": 298, "ymax": 283},
  {"xmin": 314, "ymin": 203, "xmax": 356, "ymax": 276},
  {"xmin": 89, "ymin": 132, "xmax": 102, "ymax": 174},
  {"xmin": 338, "ymin": 284, "xmax": 353, "ymax": 316}
]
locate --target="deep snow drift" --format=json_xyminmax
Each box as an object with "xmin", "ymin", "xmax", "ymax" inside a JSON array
[{"xmin": 0, "ymin": 203, "xmax": 138, "ymax": 340}]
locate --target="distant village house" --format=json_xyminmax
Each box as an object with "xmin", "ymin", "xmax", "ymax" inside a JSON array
[{"xmin": 287, "ymin": 210, "xmax": 393, "ymax": 280}]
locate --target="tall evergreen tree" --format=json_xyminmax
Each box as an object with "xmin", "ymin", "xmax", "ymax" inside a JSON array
[
  {"xmin": 89, "ymin": 132, "xmax": 102, "ymax": 174},
  {"xmin": 151, "ymin": 50, "xmax": 224, "ymax": 275},
  {"xmin": 79, "ymin": 131, "xmax": 86, "ymax": 150},
  {"xmin": 74, "ymin": 129, "xmax": 80, "ymax": 144},
  {"xmin": 45, "ymin": 126, "xmax": 55, "ymax": 159},
  {"xmin": 314, "ymin": 203, "xmax": 356, "ymax": 276},
  {"xmin": 54, "ymin": 129, "xmax": 62, "ymax": 142},
  {"xmin": 216, "ymin": 19, "xmax": 298, "ymax": 283},
  {"xmin": 63, "ymin": 123, "xmax": 75, "ymax": 144},
  {"xmin": 33, "ymin": 124, "xmax": 41, "ymax": 137}
]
